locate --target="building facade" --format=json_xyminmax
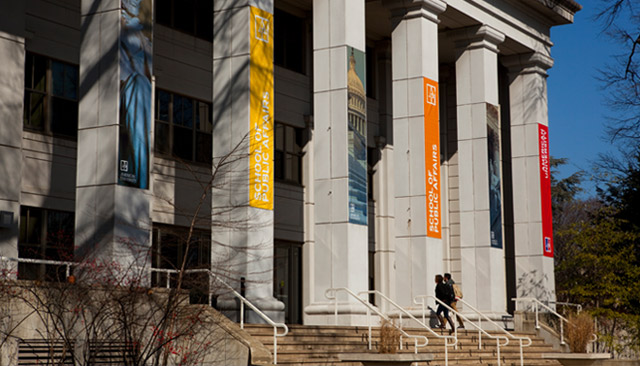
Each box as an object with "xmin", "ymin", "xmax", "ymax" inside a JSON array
[{"xmin": 0, "ymin": 0, "xmax": 579, "ymax": 325}]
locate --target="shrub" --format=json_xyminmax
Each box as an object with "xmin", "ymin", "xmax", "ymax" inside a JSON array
[
  {"xmin": 566, "ymin": 312, "xmax": 595, "ymax": 353},
  {"xmin": 379, "ymin": 319, "xmax": 401, "ymax": 354}
]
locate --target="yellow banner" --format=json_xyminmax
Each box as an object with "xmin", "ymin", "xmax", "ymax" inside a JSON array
[
  {"xmin": 249, "ymin": 6, "xmax": 274, "ymax": 210},
  {"xmin": 424, "ymin": 77, "xmax": 441, "ymax": 239}
]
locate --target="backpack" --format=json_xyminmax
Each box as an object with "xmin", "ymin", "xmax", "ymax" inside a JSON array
[{"xmin": 452, "ymin": 283, "xmax": 463, "ymax": 299}]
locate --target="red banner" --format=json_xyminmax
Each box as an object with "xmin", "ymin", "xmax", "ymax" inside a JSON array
[{"xmin": 538, "ymin": 124, "xmax": 553, "ymax": 257}]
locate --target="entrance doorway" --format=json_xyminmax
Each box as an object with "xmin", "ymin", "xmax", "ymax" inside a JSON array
[{"xmin": 274, "ymin": 241, "xmax": 302, "ymax": 324}]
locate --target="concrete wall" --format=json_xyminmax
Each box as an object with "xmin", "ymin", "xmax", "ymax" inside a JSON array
[
  {"xmin": 22, "ymin": 0, "xmax": 81, "ymax": 213},
  {"xmin": 273, "ymin": 65, "xmax": 312, "ymax": 243},
  {"xmin": 0, "ymin": 1, "xmax": 26, "ymax": 261}
]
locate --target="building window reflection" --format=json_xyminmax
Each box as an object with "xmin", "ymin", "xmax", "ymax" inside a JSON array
[
  {"xmin": 23, "ymin": 52, "xmax": 79, "ymax": 139},
  {"xmin": 274, "ymin": 8, "xmax": 306, "ymax": 74},
  {"xmin": 275, "ymin": 122, "xmax": 303, "ymax": 185},
  {"xmin": 18, "ymin": 206, "xmax": 75, "ymax": 281},
  {"xmin": 155, "ymin": 0, "xmax": 213, "ymax": 42},
  {"xmin": 151, "ymin": 225, "xmax": 211, "ymax": 303},
  {"xmin": 154, "ymin": 89, "xmax": 212, "ymax": 164}
]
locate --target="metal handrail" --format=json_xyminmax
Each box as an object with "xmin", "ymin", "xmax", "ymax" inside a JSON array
[
  {"xmin": 325, "ymin": 287, "xmax": 429, "ymax": 355},
  {"xmin": 415, "ymin": 295, "xmax": 510, "ymax": 366},
  {"xmin": 512, "ymin": 297, "xmax": 597, "ymax": 347},
  {"xmin": 455, "ymin": 297, "xmax": 531, "ymax": 366},
  {"xmin": 1, "ymin": 256, "xmax": 75, "ymax": 278},
  {"xmin": 160, "ymin": 268, "xmax": 289, "ymax": 364},
  {"xmin": 0, "ymin": 257, "xmax": 288, "ymax": 364},
  {"xmin": 513, "ymin": 297, "xmax": 569, "ymax": 345},
  {"xmin": 360, "ymin": 290, "xmax": 457, "ymax": 366},
  {"xmin": 549, "ymin": 301, "xmax": 583, "ymax": 313}
]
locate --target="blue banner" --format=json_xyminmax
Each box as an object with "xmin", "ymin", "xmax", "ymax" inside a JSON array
[{"xmin": 118, "ymin": 0, "xmax": 152, "ymax": 189}]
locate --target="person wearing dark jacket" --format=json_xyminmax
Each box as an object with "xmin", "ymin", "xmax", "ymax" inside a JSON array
[
  {"xmin": 444, "ymin": 273, "xmax": 465, "ymax": 329},
  {"xmin": 435, "ymin": 274, "xmax": 454, "ymax": 330}
]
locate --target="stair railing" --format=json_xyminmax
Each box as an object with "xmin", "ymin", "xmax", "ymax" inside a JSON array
[
  {"xmin": 415, "ymin": 295, "xmax": 510, "ymax": 366},
  {"xmin": 513, "ymin": 296, "xmax": 569, "ymax": 345},
  {"xmin": 360, "ymin": 290, "xmax": 457, "ymax": 366},
  {"xmin": 325, "ymin": 287, "xmax": 429, "ymax": 355},
  {"xmin": 1, "ymin": 256, "xmax": 75, "ymax": 278},
  {"xmin": 548, "ymin": 301, "xmax": 583, "ymax": 313},
  {"xmin": 457, "ymin": 297, "xmax": 531, "ymax": 366},
  {"xmin": 154, "ymin": 267, "xmax": 289, "ymax": 365},
  {"xmin": 512, "ymin": 297, "xmax": 596, "ymax": 347}
]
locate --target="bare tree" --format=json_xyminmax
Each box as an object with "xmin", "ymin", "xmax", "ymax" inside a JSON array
[
  {"xmin": 0, "ymin": 135, "xmax": 267, "ymax": 366},
  {"xmin": 595, "ymin": 1, "xmax": 640, "ymax": 143}
]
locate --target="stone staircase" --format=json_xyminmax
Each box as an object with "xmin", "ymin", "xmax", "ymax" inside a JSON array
[{"xmin": 244, "ymin": 324, "xmax": 563, "ymax": 366}]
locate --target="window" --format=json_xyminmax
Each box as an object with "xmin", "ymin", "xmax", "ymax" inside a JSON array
[
  {"xmin": 274, "ymin": 8, "xmax": 306, "ymax": 74},
  {"xmin": 18, "ymin": 206, "xmax": 75, "ymax": 281},
  {"xmin": 155, "ymin": 89, "xmax": 212, "ymax": 164},
  {"xmin": 156, "ymin": 0, "xmax": 213, "ymax": 42},
  {"xmin": 275, "ymin": 123, "xmax": 303, "ymax": 184},
  {"xmin": 24, "ymin": 53, "xmax": 79, "ymax": 138},
  {"xmin": 152, "ymin": 225, "xmax": 211, "ymax": 302}
]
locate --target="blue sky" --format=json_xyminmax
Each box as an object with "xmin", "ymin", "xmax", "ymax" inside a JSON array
[{"xmin": 547, "ymin": 3, "xmax": 620, "ymax": 196}]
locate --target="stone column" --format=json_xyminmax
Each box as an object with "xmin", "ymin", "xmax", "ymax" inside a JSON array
[
  {"xmin": 383, "ymin": 0, "xmax": 446, "ymax": 307},
  {"xmin": 0, "ymin": 2, "xmax": 26, "ymax": 272},
  {"xmin": 305, "ymin": 0, "xmax": 368, "ymax": 325},
  {"xmin": 372, "ymin": 41, "xmax": 396, "ymax": 310},
  {"xmin": 302, "ymin": 115, "xmax": 315, "ymax": 316},
  {"xmin": 212, "ymin": 0, "xmax": 284, "ymax": 322},
  {"xmin": 76, "ymin": 0, "xmax": 152, "ymax": 276},
  {"xmin": 451, "ymin": 25, "xmax": 507, "ymax": 315},
  {"xmin": 503, "ymin": 53, "xmax": 556, "ymax": 303}
]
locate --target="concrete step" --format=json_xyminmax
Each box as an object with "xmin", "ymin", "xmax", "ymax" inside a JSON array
[
  {"xmin": 243, "ymin": 324, "xmax": 563, "ymax": 366},
  {"xmin": 249, "ymin": 331, "xmax": 550, "ymax": 342},
  {"xmin": 251, "ymin": 335, "xmax": 553, "ymax": 350},
  {"xmin": 272, "ymin": 356, "xmax": 562, "ymax": 366},
  {"xmin": 269, "ymin": 344, "xmax": 557, "ymax": 354}
]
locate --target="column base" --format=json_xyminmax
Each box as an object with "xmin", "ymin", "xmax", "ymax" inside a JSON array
[
  {"xmin": 218, "ymin": 296, "xmax": 285, "ymax": 324},
  {"xmin": 304, "ymin": 301, "xmax": 375, "ymax": 326}
]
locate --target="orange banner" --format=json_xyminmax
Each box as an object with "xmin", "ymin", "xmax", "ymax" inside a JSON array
[{"xmin": 424, "ymin": 78, "xmax": 441, "ymax": 239}]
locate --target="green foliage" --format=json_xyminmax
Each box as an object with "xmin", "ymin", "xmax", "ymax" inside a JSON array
[
  {"xmin": 603, "ymin": 152, "xmax": 640, "ymax": 235},
  {"xmin": 552, "ymin": 156, "xmax": 640, "ymax": 355},
  {"xmin": 550, "ymin": 157, "xmax": 583, "ymax": 213},
  {"xmin": 555, "ymin": 204, "xmax": 640, "ymax": 355},
  {"xmin": 555, "ymin": 206, "xmax": 640, "ymax": 309}
]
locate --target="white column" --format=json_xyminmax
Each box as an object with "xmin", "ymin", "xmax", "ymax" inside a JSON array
[
  {"xmin": 384, "ymin": 0, "xmax": 446, "ymax": 307},
  {"xmin": 76, "ymin": 0, "xmax": 152, "ymax": 274},
  {"xmin": 302, "ymin": 116, "xmax": 315, "ymax": 318},
  {"xmin": 305, "ymin": 0, "xmax": 368, "ymax": 325},
  {"xmin": 451, "ymin": 25, "xmax": 507, "ymax": 315},
  {"xmin": 503, "ymin": 52, "xmax": 556, "ymax": 303},
  {"xmin": 212, "ymin": 0, "xmax": 284, "ymax": 322},
  {"xmin": 373, "ymin": 41, "xmax": 396, "ymax": 309},
  {"xmin": 0, "ymin": 2, "xmax": 25, "ymax": 271}
]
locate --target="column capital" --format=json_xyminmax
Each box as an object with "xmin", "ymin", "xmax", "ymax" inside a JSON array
[
  {"xmin": 448, "ymin": 25, "xmax": 505, "ymax": 53},
  {"xmin": 382, "ymin": 0, "xmax": 446, "ymax": 24},
  {"xmin": 502, "ymin": 52, "xmax": 554, "ymax": 77}
]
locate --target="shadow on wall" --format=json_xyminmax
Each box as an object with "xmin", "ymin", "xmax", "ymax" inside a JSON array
[{"xmin": 517, "ymin": 269, "xmax": 554, "ymax": 304}]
